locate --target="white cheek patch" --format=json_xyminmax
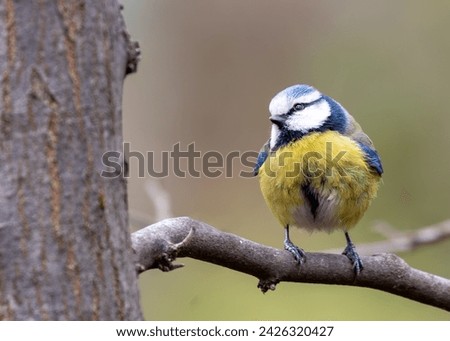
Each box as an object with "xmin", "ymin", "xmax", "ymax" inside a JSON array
[
  {"xmin": 269, "ymin": 125, "xmax": 280, "ymax": 149},
  {"xmin": 286, "ymin": 100, "xmax": 331, "ymax": 132}
]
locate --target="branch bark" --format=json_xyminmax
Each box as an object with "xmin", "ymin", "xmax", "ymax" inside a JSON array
[{"xmin": 132, "ymin": 217, "xmax": 450, "ymax": 312}]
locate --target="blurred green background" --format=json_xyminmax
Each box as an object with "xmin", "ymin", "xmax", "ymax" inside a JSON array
[{"xmin": 121, "ymin": 1, "xmax": 450, "ymax": 320}]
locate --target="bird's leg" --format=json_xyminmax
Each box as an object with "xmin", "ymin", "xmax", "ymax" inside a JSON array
[
  {"xmin": 284, "ymin": 225, "xmax": 305, "ymax": 264},
  {"xmin": 342, "ymin": 232, "xmax": 363, "ymax": 275}
]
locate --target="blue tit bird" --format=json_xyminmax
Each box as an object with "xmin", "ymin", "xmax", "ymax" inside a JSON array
[{"xmin": 254, "ymin": 84, "xmax": 383, "ymax": 274}]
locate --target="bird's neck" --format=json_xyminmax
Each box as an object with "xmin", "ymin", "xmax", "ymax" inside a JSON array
[{"xmin": 271, "ymin": 129, "xmax": 308, "ymax": 151}]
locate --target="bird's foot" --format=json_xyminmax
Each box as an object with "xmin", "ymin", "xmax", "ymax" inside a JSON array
[
  {"xmin": 284, "ymin": 239, "xmax": 306, "ymax": 265},
  {"xmin": 342, "ymin": 243, "xmax": 363, "ymax": 275}
]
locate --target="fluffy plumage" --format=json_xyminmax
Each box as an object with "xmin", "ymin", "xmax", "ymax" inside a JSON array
[{"xmin": 255, "ymin": 84, "xmax": 383, "ymax": 273}]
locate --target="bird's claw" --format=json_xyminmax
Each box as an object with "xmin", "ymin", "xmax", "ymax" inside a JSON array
[
  {"xmin": 342, "ymin": 243, "xmax": 363, "ymax": 275},
  {"xmin": 284, "ymin": 239, "xmax": 306, "ymax": 265}
]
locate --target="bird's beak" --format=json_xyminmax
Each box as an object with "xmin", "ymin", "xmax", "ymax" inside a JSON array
[{"xmin": 269, "ymin": 114, "xmax": 286, "ymax": 127}]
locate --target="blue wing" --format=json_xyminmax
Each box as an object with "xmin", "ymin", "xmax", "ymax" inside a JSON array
[
  {"xmin": 253, "ymin": 139, "xmax": 270, "ymax": 176},
  {"xmin": 343, "ymin": 114, "xmax": 383, "ymax": 176},
  {"xmin": 357, "ymin": 142, "xmax": 383, "ymax": 175}
]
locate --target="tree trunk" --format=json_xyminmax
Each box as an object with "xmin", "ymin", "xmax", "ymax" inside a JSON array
[{"xmin": 0, "ymin": 0, "xmax": 142, "ymax": 320}]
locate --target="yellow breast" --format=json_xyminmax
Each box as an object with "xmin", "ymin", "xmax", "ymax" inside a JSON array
[{"xmin": 258, "ymin": 131, "xmax": 381, "ymax": 232}]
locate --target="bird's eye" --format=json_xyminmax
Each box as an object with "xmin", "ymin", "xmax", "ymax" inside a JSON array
[{"xmin": 293, "ymin": 103, "xmax": 305, "ymax": 111}]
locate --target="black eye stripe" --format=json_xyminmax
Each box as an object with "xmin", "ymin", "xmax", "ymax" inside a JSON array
[
  {"xmin": 287, "ymin": 97, "xmax": 323, "ymax": 115},
  {"xmin": 287, "ymin": 106, "xmax": 300, "ymax": 115}
]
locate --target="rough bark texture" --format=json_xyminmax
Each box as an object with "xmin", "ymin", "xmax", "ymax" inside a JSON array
[
  {"xmin": 0, "ymin": 0, "xmax": 142, "ymax": 320},
  {"xmin": 132, "ymin": 217, "xmax": 450, "ymax": 312}
]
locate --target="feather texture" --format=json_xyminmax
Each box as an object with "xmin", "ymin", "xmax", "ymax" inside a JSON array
[{"xmin": 258, "ymin": 130, "xmax": 381, "ymax": 232}]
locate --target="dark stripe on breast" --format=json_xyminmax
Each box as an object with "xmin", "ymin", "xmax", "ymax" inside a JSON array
[{"xmin": 301, "ymin": 182, "xmax": 320, "ymax": 219}]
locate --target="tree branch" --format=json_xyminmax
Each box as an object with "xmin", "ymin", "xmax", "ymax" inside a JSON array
[
  {"xmin": 323, "ymin": 220, "xmax": 450, "ymax": 255},
  {"xmin": 131, "ymin": 217, "xmax": 450, "ymax": 312}
]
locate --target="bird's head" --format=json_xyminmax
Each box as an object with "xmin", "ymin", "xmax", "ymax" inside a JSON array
[{"xmin": 268, "ymin": 84, "xmax": 349, "ymax": 150}]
